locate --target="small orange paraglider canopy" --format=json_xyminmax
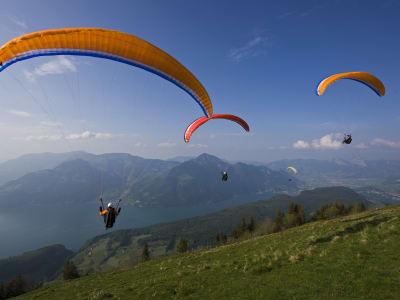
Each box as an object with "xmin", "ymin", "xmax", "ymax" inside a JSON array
[{"xmin": 316, "ymin": 71, "xmax": 385, "ymax": 97}]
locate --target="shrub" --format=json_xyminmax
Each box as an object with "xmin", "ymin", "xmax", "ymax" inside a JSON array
[{"xmin": 63, "ymin": 261, "xmax": 80, "ymax": 280}]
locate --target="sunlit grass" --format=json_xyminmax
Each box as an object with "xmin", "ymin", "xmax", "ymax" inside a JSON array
[{"xmin": 17, "ymin": 205, "xmax": 400, "ymax": 299}]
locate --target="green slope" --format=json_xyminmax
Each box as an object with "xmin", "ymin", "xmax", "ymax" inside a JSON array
[
  {"xmin": 71, "ymin": 187, "xmax": 367, "ymax": 274},
  {"xmin": 17, "ymin": 204, "xmax": 400, "ymax": 299}
]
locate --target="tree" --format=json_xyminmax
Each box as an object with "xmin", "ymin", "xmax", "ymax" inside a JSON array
[
  {"xmin": 6, "ymin": 275, "xmax": 27, "ymax": 298},
  {"xmin": 216, "ymin": 233, "xmax": 221, "ymax": 244},
  {"xmin": 142, "ymin": 242, "xmax": 150, "ymax": 262},
  {"xmin": 63, "ymin": 260, "xmax": 80, "ymax": 280},
  {"xmin": 288, "ymin": 202, "xmax": 296, "ymax": 214},
  {"xmin": 0, "ymin": 282, "xmax": 5, "ymax": 300},
  {"xmin": 176, "ymin": 238, "xmax": 188, "ymax": 253},
  {"xmin": 272, "ymin": 209, "xmax": 285, "ymax": 233},
  {"xmin": 296, "ymin": 204, "xmax": 306, "ymax": 226},
  {"xmin": 239, "ymin": 217, "xmax": 247, "ymax": 234},
  {"xmin": 347, "ymin": 204, "xmax": 355, "ymax": 214},
  {"xmin": 221, "ymin": 234, "xmax": 227, "ymax": 244},
  {"xmin": 336, "ymin": 201, "xmax": 345, "ymax": 216},
  {"xmin": 356, "ymin": 202, "xmax": 366, "ymax": 213},
  {"xmin": 230, "ymin": 227, "xmax": 241, "ymax": 239},
  {"xmin": 247, "ymin": 216, "xmax": 255, "ymax": 233},
  {"xmin": 259, "ymin": 217, "xmax": 274, "ymax": 234},
  {"xmin": 285, "ymin": 213, "xmax": 298, "ymax": 228}
]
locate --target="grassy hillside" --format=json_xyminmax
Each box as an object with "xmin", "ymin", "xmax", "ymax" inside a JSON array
[
  {"xmin": 17, "ymin": 204, "xmax": 400, "ymax": 299},
  {"xmin": 71, "ymin": 187, "xmax": 367, "ymax": 274}
]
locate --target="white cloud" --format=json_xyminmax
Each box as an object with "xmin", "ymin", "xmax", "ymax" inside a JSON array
[
  {"xmin": 134, "ymin": 142, "xmax": 146, "ymax": 147},
  {"xmin": 93, "ymin": 132, "xmax": 113, "ymax": 139},
  {"xmin": 23, "ymin": 70, "xmax": 35, "ymax": 82},
  {"xmin": 209, "ymin": 132, "xmax": 253, "ymax": 139},
  {"xmin": 228, "ymin": 35, "xmax": 269, "ymax": 62},
  {"xmin": 293, "ymin": 140, "xmax": 310, "ymax": 149},
  {"xmin": 276, "ymin": 11, "xmax": 295, "ymax": 19},
  {"xmin": 25, "ymin": 131, "xmax": 114, "ymax": 142},
  {"xmin": 312, "ymin": 133, "xmax": 342, "ymax": 150},
  {"xmin": 355, "ymin": 143, "xmax": 368, "ymax": 149},
  {"xmin": 65, "ymin": 131, "xmax": 112, "ymax": 140},
  {"xmin": 371, "ymin": 138, "xmax": 400, "ymax": 148},
  {"xmin": 40, "ymin": 121, "xmax": 62, "ymax": 127},
  {"xmin": 292, "ymin": 134, "xmax": 343, "ymax": 150},
  {"xmin": 8, "ymin": 109, "xmax": 31, "ymax": 117},
  {"xmin": 157, "ymin": 142, "xmax": 176, "ymax": 148},
  {"xmin": 25, "ymin": 134, "xmax": 62, "ymax": 141},
  {"xmin": 300, "ymin": 9, "xmax": 313, "ymax": 17},
  {"xmin": 24, "ymin": 56, "xmax": 76, "ymax": 82},
  {"xmin": 9, "ymin": 16, "xmax": 27, "ymax": 29},
  {"xmin": 188, "ymin": 143, "xmax": 208, "ymax": 148}
]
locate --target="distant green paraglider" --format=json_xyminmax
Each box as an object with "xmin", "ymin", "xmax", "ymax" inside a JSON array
[
  {"xmin": 287, "ymin": 166, "xmax": 297, "ymax": 182},
  {"xmin": 287, "ymin": 166, "xmax": 297, "ymax": 175}
]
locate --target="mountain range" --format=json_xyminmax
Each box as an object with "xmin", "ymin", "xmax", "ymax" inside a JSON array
[
  {"xmin": 267, "ymin": 158, "xmax": 400, "ymax": 188},
  {"xmin": 0, "ymin": 153, "xmax": 297, "ymax": 208},
  {"xmin": 0, "ymin": 151, "xmax": 398, "ymax": 259}
]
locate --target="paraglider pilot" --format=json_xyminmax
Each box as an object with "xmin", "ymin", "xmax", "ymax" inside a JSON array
[
  {"xmin": 342, "ymin": 134, "xmax": 352, "ymax": 145},
  {"xmin": 99, "ymin": 199, "xmax": 121, "ymax": 229},
  {"xmin": 221, "ymin": 171, "xmax": 228, "ymax": 181}
]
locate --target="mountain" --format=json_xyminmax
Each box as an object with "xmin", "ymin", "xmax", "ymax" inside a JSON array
[
  {"xmin": 127, "ymin": 153, "xmax": 298, "ymax": 206},
  {"xmin": 0, "ymin": 154, "xmax": 178, "ymax": 207},
  {"xmin": 0, "ymin": 151, "xmax": 94, "ymax": 186},
  {"xmin": 2, "ymin": 152, "xmax": 399, "ymax": 208},
  {"xmin": 0, "ymin": 244, "xmax": 73, "ymax": 285},
  {"xmin": 0, "ymin": 152, "xmax": 296, "ymax": 259},
  {"xmin": 70, "ymin": 186, "xmax": 367, "ymax": 274},
  {"xmin": 0, "ymin": 153, "xmax": 296, "ymax": 207},
  {"xmin": 18, "ymin": 203, "xmax": 400, "ymax": 299},
  {"xmin": 167, "ymin": 156, "xmax": 194, "ymax": 163},
  {"xmin": 0, "ymin": 159, "xmax": 122, "ymax": 206},
  {"xmin": 267, "ymin": 158, "xmax": 400, "ymax": 190}
]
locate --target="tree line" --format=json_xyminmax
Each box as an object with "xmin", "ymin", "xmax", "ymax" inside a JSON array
[
  {"xmin": 139, "ymin": 200, "xmax": 367, "ymax": 260},
  {"xmin": 0, "ymin": 259, "xmax": 82, "ymax": 299}
]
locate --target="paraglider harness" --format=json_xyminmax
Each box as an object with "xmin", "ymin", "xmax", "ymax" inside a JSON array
[
  {"xmin": 99, "ymin": 198, "xmax": 122, "ymax": 230},
  {"xmin": 221, "ymin": 171, "xmax": 228, "ymax": 181},
  {"xmin": 342, "ymin": 134, "xmax": 352, "ymax": 145}
]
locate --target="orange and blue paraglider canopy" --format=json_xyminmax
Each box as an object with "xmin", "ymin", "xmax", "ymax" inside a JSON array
[
  {"xmin": 316, "ymin": 71, "xmax": 385, "ymax": 97},
  {"xmin": 0, "ymin": 28, "xmax": 213, "ymax": 117}
]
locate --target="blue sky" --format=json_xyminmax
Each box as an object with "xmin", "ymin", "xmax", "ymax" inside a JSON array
[{"xmin": 0, "ymin": 0, "xmax": 399, "ymax": 162}]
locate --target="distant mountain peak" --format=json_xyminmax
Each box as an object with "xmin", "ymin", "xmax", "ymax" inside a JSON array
[
  {"xmin": 167, "ymin": 156, "xmax": 194, "ymax": 163},
  {"xmin": 55, "ymin": 158, "xmax": 92, "ymax": 170},
  {"xmin": 195, "ymin": 153, "xmax": 222, "ymax": 163}
]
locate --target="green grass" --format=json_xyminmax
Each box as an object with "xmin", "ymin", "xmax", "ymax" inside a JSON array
[{"xmin": 18, "ymin": 205, "xmax": 400, "ymax": 299}]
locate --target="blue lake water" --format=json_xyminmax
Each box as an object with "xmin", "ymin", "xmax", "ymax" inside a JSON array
[{"xmin": 0, "ymin": 197, "xmax": 254, "ymax": 258}]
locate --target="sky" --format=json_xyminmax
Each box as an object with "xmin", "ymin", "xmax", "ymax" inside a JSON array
[{"xmin": 0, "ymin": 0, "xmax": 399, "ymax": 163}]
